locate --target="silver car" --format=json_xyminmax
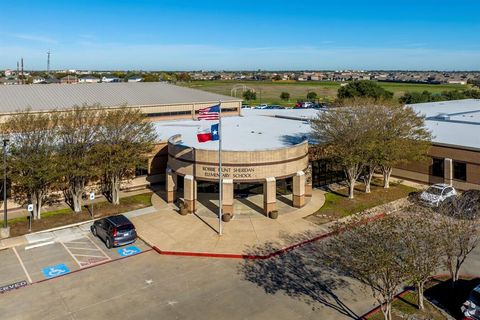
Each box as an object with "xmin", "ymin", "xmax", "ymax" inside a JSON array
[{"xmin": 419, "ymin": 183, "xmax": 457, "ymax": 207}]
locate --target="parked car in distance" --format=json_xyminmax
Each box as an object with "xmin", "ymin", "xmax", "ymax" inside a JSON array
[
  {"xmin": 265, "ymin": 105, "xmax": 284, "ymax": 109},
  {"xmin": 462, "ymin": 284, "xmax": 480, "ymax": 320},
  {"xmin": 91, "ymin": 214, "xmax": 137, "ymax": 248},
  {"xmin": 241, "ymin": 104, "xmax": 251, "ymax": 109},
  {"xmin": 254, "ymin": 104, "xmax": 269, "ymax": 109},
  {"xmin": 419, "ymin": 183, "xmax": 457, "ymax": 207}
]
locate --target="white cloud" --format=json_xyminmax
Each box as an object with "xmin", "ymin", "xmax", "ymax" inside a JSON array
[{"xmin": 0, "ymin": 32, "xmax": 58, "ymax": 44}]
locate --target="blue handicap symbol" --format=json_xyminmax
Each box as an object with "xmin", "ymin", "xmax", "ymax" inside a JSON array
[
  {"xmin": 42, "ymin": 264, "xmax": 70, "ymax": 279},
  {"xmin": 117, "ymin": 246, "xmax": 141, "ymax": 257}
]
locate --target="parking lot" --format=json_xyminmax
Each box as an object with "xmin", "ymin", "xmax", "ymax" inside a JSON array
[{"xmin": 0, "ymin": 222, "xmax": 150, "ymax": 289}]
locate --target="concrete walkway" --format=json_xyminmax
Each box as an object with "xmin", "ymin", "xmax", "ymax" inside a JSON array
[{"xmin": 130, "ymin": 190, "xmax": 327, "ymax": 255}]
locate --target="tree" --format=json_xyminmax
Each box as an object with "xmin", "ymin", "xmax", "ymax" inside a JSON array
[
  {"xmin": 337, "ymin": 80, "xmax": 394, "ymax": 101},
  {"xmin": 2, "ymin": 110, "xmax": 59, "ymax": 219},
  {"xmin": 322, "ymin": 215, "xmax": 408, "ymax": 320},
  {"xmin": 438, "ymin": 193, "xmax": 480, "ymax": 287},
  {"xmin": 374, "ymin": 103, "xmax": 431, "ymax": 188},
  {"xmin": 399, "ymin": 91, "xmax": 435, "ymax": 104},
  {"xmin": 243, "ymin": 90, "xmax": 257, "ymax": 101},
  {"xmin": 311, "ymin": 106, "xmax": 372, "ymax": 198},
  {"xmin": 280, "ymin": 91, "xmax": 290, "ymax": 101},
  {"xmin": 56, "ymin": 106, "xmax": 101, "ymax": 213},
  {"xmin": 399, "ymin": 211, "xmax": 443, "ymax": 310},
  {"xmin": 95, "ymin": 107, "xmax": 157, "ymax": 205},
  {"xmin": 306, "ymin": 91, "xmax": 317, "ymax": 101}
]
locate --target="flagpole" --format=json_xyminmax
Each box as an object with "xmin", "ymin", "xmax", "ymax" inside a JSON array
[{"xmin": 218, "ymin": 101, "xmax": 223, "ymax": 235}]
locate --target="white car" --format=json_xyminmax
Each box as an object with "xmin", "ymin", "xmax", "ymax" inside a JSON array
[
  {"xmin": 419, "ymin": 183, "xmax": 457, "ymax": 207},
  {"xmin": 254, "ymin": 104, "xmax": 269, "ymax": 109},
  {"xmin": 461, "ymin": 284, "xmax": 480, "ymax": 320}
]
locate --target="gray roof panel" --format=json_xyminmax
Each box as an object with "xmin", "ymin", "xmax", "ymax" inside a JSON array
[{"xmin": 0, "ymin": 82, "xmax": 240, "ymax": 113}]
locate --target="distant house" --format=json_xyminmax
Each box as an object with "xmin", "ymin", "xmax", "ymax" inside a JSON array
[
  {"xmin": 127, "ymin": 76, "xmax": 143, "ymax": 83},
  {"xmin": 32, "ymin": 76, "xmax": 47, "ymax": 84},
  {"xmin": 0, "ymin": 77, "xmax": 20, "ymax": 85},
  {"xmin": 61, "ymin": 75, "xmax": 78, "ymax": 84},
  {"xmin": 102, "ymin": 76, "xmax": 121, "ymax": 83},
  {"xmin": 79, "ymin": 76, "xmax": 101, "ymax": 83},
  {"xmin": 448, "ymin": 80, "xmax": 467, "ymax": 85}
]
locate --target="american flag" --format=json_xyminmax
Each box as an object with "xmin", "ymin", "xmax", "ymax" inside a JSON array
[{"xmin": 198, "ymin": 104, "xmax": 220, "ymax": 120}]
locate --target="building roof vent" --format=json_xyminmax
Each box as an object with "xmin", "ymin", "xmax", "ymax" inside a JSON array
[{"xmin": 434, "ymin": 113, "xmax": 450, "ymax": 121}]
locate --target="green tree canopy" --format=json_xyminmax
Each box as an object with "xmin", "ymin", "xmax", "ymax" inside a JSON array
[
  {"xmin": 2, "ymin": 110, "xmax": 60, "ymax": 219},
  {"xmin": 243, "ymin": 90, "xmax": 257, "ymax": 101},
  {"xmin": 280, "ymin": 91, "xmax": 290, "ymax": 101},
  {"xmin": 337, "ymin": 80, "xmax": 394, "ymax": 101},
  {"xmin": 95, "ymin": 107, "xmax": 157, "ymax": 205},
  {"xmin": 306, "ymin": 91, "xmax": 317, "ymax": 101}
]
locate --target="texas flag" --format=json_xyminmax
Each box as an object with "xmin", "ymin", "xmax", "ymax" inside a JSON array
[{"xmin": 197, "ymin": 123, "xmax": 220, "ymax": 142}]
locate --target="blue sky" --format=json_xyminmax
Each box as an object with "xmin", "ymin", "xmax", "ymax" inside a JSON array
[{"xmin": 1, "ymin": 0, "xmax": 480, "ymax": 70}]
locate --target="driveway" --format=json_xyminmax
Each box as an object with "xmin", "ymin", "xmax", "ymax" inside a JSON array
[{"xmin": 0, "ymin": 244, "xmax": 376, "ymax": 320}]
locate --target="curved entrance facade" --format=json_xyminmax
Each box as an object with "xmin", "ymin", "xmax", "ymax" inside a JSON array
[{"xmin": 166, "ymin": 134, "xmax": 311, "ymax": 218}]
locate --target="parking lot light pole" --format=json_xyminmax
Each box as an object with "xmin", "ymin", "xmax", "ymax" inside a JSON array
[{"xmin": 3, "ymin": 138, "xmax": 8, "ymax": 229}]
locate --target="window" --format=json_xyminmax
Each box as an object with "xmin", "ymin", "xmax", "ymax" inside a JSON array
[
  {"xmin": 453, "ymin": 161, "xmax": 467, "ymax": 181},
  {"xmin": 431, "ymin": 157, "xmax": 444, "ymax": 178}
]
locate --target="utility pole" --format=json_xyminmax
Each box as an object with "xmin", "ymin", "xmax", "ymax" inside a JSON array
[
  {"xmin": 20, "ymin": 58, "xmax": 24, "ymax": 84},
  {"xmin": 47, "ymin": 50, "xmax": 51, "ymax": 76}
]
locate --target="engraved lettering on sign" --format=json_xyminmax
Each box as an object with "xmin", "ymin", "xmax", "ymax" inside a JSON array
[{"xmin": 201, "ymin": 166, "xmax": 255, "ymax": 179}]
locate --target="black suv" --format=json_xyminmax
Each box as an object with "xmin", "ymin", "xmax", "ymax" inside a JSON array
[{"xmin": 91, "ymin": 215, "xmax": 137, "ymax": 248}]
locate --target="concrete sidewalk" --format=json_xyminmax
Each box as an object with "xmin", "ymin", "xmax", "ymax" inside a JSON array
[{"xmin": 131, "ymin": 190, "xmax": 327, "ymax": 255}]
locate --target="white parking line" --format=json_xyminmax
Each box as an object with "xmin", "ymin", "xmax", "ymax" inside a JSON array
[
  {"xmin": 24, "ymin": 240, "xmax": 55, "ymax": 251},
  {"xmin": 85, "ymin": 236, "xmax": 111, "ymax": 261},
  {"xmin": 12, "ymin": 247, "xmax": 32, "ymax": 283},
  {"xmin": 60, "ymin": 241, "xmax": 83, "ymax": 268},
  {"xmin": 63, "ymin": 246, "xmax": 101, "ymax": 251},
  {"xmin": 72, "ymin": 254, "xmax": 107, "ymax": 258}
]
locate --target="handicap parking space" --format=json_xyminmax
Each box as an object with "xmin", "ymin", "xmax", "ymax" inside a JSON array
[
  {"xmin": 0, "ymin": 223, "xmax": 151, "ymax": 287},
  {"xmin": 16, "ymin": 242, "xmax": 80, "ymax": 283},
  {"xmin": 86, "ymin": 232, "xmax": 150, "ymax": 260},
  {"xmin": 61, "ymin": 236, "xmax": 111, "ymax": 268},
  {"xmin": 0, "ymin": 248, "xmax": 29, "ymax": 289}
]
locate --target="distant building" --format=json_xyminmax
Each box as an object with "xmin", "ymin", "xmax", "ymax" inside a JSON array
[
  {"xmin": 61, "ymin": 75, "xmax": 78, "ymax": 84},
  {"xmin": 4, "ymin": 70, "xmax": 15, "ymax": 77},
  {"xmin": 79, "ymin": 76, "xmax": 101, "ymax": 83},
  {"xmin": 102, "ymin": 76, "xmax": 121, "ymax": 83},
  {"xmin": 127, "ymin": 76, "xmax": 144, "ymax": 83},
  {"xmin": 32, "ymin": 76, "xmax": 47, "ymax": 84},
  {"xmin": 448, "ymin": 80, "xmax": 467, "ymax": 85}
]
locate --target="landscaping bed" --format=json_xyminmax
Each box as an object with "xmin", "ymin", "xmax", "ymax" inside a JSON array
[
  {"xmin": 305, "ymin": 180, "xmax": 417, "ymax": 225},
  {"xmin": 8, "ymin": 192, "xmax": 153, "ymax": 237},
  {"xmin": 367, "ymin": 289, "xmax": 448, "ymax": 320}
]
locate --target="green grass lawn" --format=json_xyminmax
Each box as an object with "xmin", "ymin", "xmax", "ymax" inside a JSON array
[
  {"xmin": 367, "ymin": 291, "xmax": 447, "ymax": 320},
  {"xmin": 305, "ymin": 180, "xmax": 417, "ymax": 225},
  {"xmin": 8, "ymin": 192, "xmax": 153, "ymax": 237},
  {"xmin": 179, "ymin": 80, "xmax": 469, "ymax": 106}
]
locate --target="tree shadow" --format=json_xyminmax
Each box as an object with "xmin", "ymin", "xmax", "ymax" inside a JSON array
[
  {"xmin": 425, "ymin": 277, "xmax": 480, "ymax": 319},
  {"xmin": 237, "ymin": 197, "xmax": 265, "ymax": 216},
  {"xmin": 238, "ymin": 231, "xmax": 360, "ymax": 319}
]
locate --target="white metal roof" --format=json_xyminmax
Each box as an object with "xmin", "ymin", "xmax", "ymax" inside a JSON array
[
  {"xmin": 408, "ymin": 99, "xmax": 480, "ymax": 150},
  {"xmin": 0, "ymin": 82, "xmax": 240, "ymax": 113},
  {"xmin": 154, "ymin": 113, "xmax": 311, "ymax": 151}
]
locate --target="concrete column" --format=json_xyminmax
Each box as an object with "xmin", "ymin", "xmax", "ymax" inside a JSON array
[
  {"xmin": 444, "ymin": 158, "xmax": 453, "ymax": 186},
  {"xmin": 222, "ymin": 179, "xmax": 234, "ymax": 216},
  {"xmin": 263, "ymin": 177, "xmax": 276, "ymax": 215},
  {"xmin": 293, "ymin": 171, "xmax": 306, "ymax": 208},
  {"xmin": 165, "ymin": 167, "xmax": 177, "ymax": 203},
  {"xmin": 305, "ymin": 163, "xmax": 313, "ymax": 197},
  {"xmin": 184, "ymin": 175, "xmax": 196, "ymax": 213}
]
